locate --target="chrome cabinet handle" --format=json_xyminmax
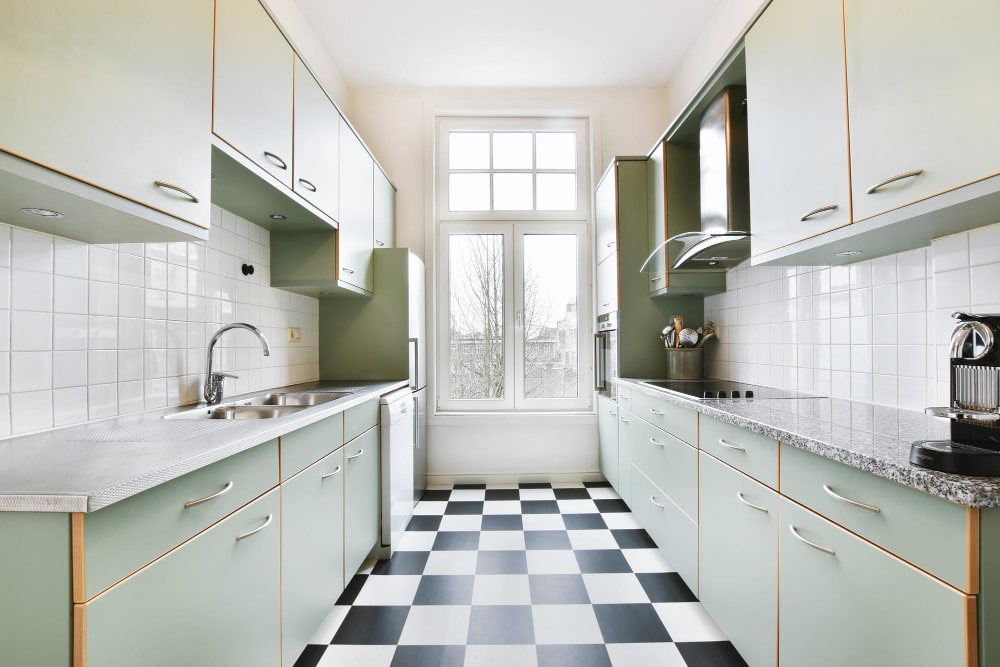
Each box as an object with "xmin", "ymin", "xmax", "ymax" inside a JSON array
[
  {"xmin": 184, "ymin": 481, "xmax": 233, "ymax": 508},
  {"xmin": 650, "ymin": 437, "xmax": 664, "ymax": 448},
  {"xmin": 866, "ymin": 169, "xmax": 922, "ymax": 195},
  {"xmin": 789, "ymin": 525, "xmax": 836, "ymax": 555},
  {"xmin": 154, "ymin": 180, "xmax": 199, "ymax": 204},
  {"xmin": 800, "ymin": 204, "xmax": 838, "ymax": 221},
  {"xmin": 619, "ymin": 395, "xmax": 630, "ymax": 401},
  {"xmin": 593, "ymin": 334, "xmax": 606, "ymax": 391},
  {"xmin": 606, "ymin": 241, "xmax": 615, "ymax": 248},
  {"xmin": 822, "ymin": 484, "xmax": 881, "ymax": 513},
  {"xmin": 263, "ymin": 151, "xmax": 288, "ymax": 170},
  {"xmin": 347, "ymin": 449, "xmax": 364, "ymax": 461},
  {"xmin": 618, "ymin": 416, "xmax": 629, "ymax": 424},
  {"xmin": 235, "ymin": 514, "xmax": 273, "ymax": 541},
  {"xmin": 342, "ymin": 267, "xmax": 355, "ymax": 274},
  {"xmin": 737, "ymin": 491, "xmax": 768, "ymax": 513},
  {"xmin": 649, "ymin": 408, "xmax": 664, "ymax": 416},
  {"xmin": 650, "ymin": 495, "xmax": 665, "ymax": 509},
  {"xmin": 298, "ymin": 178, "xmax": 317, "ymax": 192},
  {"xmin": 375, "ymin": 240, "xmax": 385, "ymax": 247},
  {"xmin": 601, "ymin": 302, "xmax": 611, "ymax": 307},
  {"xmin": 718, "ymin": 438, "xmax": 746, "ymax": 452},
  {"xmin": 650, "ymin": 276, "xmax": 662, "ymax": 282},
  {"xmin": 321, "ymin": 465, "xmax": 343, "ymax": 480},
  {"xmin": 608, "ymin": 409, "xmax": 617, "ymax": 416}
]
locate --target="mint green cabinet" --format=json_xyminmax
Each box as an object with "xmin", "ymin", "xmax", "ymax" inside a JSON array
[
  {"xmin": 84, "ymin": 490, "xmax": 281, "ymax": 667},
  {"xmin": 629, "ymin": 391, "xmax": 698, "ymax": 446},
  {"xmin": 338, "ymin": 123, "xmax": 375, "ymax": 292},
  {"xmin": 699, "ymin": 453, "xmax": 777, "ymax": 667},
  {"xmin": 374, "ymin": 168, "xmax": 396, "ymax": 250},
  {"xmin": 616, "ymin": 408, "xmax": 635, "ymax": 507},
  {"xmin": 282, "ymin": 448, "xmax": 345, "ymax": 666},
  {"xmin": 633, "ymin": 467, "xmax": 698, "ymax": 594},
  {"xmin": 630, "ymin": 415, "xmax": 697, "ymax": 520},
  {"xmin": 344, "ymin": 426, "xmax": 380, "ymax": 578},
  {"xmin": 293, "ymin": 57, "xmax": 340, "ymax": 220},
  {"xmin": 699, "ymin": 416, "xmax": 778, "ymax": 489},
  {"xmin": 779, "ymin": 497, "xmax": 972, "ymax": 667},
  {"xmin": 281, "ymin": 413, "xmax": 344, "ymax": 482},
  {"xmin": 597, "ymin": 395, "xmax": 619, "ymax": 490}
]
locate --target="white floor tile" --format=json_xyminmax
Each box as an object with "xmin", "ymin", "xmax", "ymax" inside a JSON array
[
  {"xmin": 317, "ymin": 645, "xmax": 395, "ymax": 667},
  {"xmin": 449, "ymin": 488, "xmax": 486, "ymax": 501},
  {"xmin": 464, "ymin": 644, "xmax": 538, "ymax": 667},
  {"xmin": 654, "ymin": 601, "xmax": 728, "ymax": 642},
  {"xmin": 601, "ymin": 512, "xmax": 643, "ymax": 530},
  {"xmin": 622, "ymin": 548, "xmax": 674, "ymax": 574},
  {"xmin": 607, "ymin": 642, "xmax": 686, "ymax": 667},
  {"xmin": 568, "ymin": 530, "xmax": 619, "ymax": 550},
  {"xmin": 532, "ymin": 604, "xmax": 604, "ymax": 644},
  {"xmin": 307, "ymin": 605, "xmax": 350, "ymax": 644},
  {"xmin": 525, "ymin": 550, "xmax": 581, "ymax": 575},
  {"xmin": 521, "ymin": 514, "xmax": 565, "ymax": 531},
  {"xmin": 586, "ymin": 487, "xmax": 622, "ymax": 500},
  {"xmin": 413, "ymin": 500, "xmax": 448, "ymax": 515},
  {"xmin": 477, "ymin": 531, "xmax": 526, "ymax": 551},
  {"xmin": 353, "ymin": 574, "xmax": 421, "ymax": 606},
  {"xmin": 423, "ymin": 550, "xmax": 479, "ymax": 575},
  {"xmin": 397, "ymin": 605, "xmax": 471, "ymax": 645},
  {"xmin": 519, "ymin": 488, "xmax": 557, "ymax": 500},
  {"xmin": 483, "ymin": 500, "xmax": 522, "ymax": 515},
  {"xmin": 439, "ymin": 515, "xmax": 483, "ymax": 532},
  {"xmin": 582, "ymin": 573, "xmax": 649, "ymax": 604},
  {"xmin": 471, "ymin": 574, "xmax": 532, "ymax": 605},
  {"xmin": 557, "ymin": 499, "xmax": 599, "ymax": 514},
  {"xmin": 396, "ymin": 531, "xmax": 437, "ymax": 551}
]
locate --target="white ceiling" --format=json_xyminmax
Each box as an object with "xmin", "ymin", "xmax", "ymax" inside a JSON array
[{"xmin": 292, "ymin": 0, "xmax": 724, "ymax": 88}]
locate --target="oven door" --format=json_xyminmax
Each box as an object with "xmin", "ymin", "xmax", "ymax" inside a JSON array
[{"xmin": 594, "ymin": 329, "xmax": 618, "ymax": 400}]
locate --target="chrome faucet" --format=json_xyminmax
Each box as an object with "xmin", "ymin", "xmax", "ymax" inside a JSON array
[{"xmin": 204, "ymin": 323, "xmax": 270, "ymax": 404}]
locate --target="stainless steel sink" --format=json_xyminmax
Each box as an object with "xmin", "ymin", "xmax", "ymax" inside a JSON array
[
  {"xmin": 239, "ymin": 391, "xmax": 353, "ymax": 407},
  {"xmin": 165, "ymin": 405, "xmax": 310, "ymax": 420}
]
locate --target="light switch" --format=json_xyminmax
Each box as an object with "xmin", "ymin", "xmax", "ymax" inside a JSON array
[{"xmin": 287, "ymin": 327, "xmax": 301, "ymax": 343}]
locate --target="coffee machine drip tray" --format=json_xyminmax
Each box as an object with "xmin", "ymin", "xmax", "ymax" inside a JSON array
[{"xmin": 910, "ymin": 440, "xmax": 1000, "ymax": 476}]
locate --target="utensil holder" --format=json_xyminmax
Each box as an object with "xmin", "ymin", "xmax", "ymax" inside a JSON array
[{"xmin": 665, "ymin": 347, "xmax": 703, "ymax": 380}]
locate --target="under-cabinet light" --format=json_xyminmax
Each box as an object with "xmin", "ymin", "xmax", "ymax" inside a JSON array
[{"xmin": 21, "ymin": 207, "xmax": 64, "ymax": 218}]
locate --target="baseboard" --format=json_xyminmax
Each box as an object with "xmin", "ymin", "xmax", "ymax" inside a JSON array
[{"xmin": 426, "ymin": 471, "xmax": 605, "ymax": 487}]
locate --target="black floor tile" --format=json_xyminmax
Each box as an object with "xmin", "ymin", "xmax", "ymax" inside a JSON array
[
  {"xmin": 412, "ymin": 575, "xmax": 475, "ymax": 605},
  {"xmin": 519, "ymin": 482, "xmax": 552, "ymax": 488},
  {"xmin": 594, "ymin": 498, "xmax": 630, "ymax": 513},
  {"xmin": 611, "ymin": 528, "xmax": 657, "ymax": 549},
  {"xmin": 528, "ymin": 574, "xmax": 590, "ymax": 604},
  {"xmin": 524, "ymin": 530, "xmax": 572, "ymax": 550},
  {"xmin": 455, "ymin": 483, "xmax": 487, "ymax": 489},
  {"xmin": 407, "ymin": 515, "xmax": 443, "ymax": 531},
  {"xmin": 336, "ymin": 574, "xmax": 367, "ymax": 605},
  {"xmin": 521, "ymin": 500, "xmax": 560, "ymax": 514},
  {"xmin": 676, "ymin": 641, "xmax": 749, "ymax": 666},
  {"xmin": 575, "ymin": 549, "xmax": 632, "ymax": 573},
  {"xmin": 536, "ymin": 644, "xmax": 612, "ymax": 667},
  {"xmin": 390, "ymin": 645, "xmax": 466, "ymax": 667},
  {"xmin": 584, "ymin": 480, "xmax": 613, "ymax": 488},
  {"xmin": 420, "ymin": 489, "xmax": 453, "ymax": 502},
  {"xmin": 332, "ymin": 605, "xmax": 410, "ymax": 645},
  {"xmin": 467, "ymin": 605, "xmax": 535, "ymax": 644},
  {"xmin": 636, "ymin": 572, "xmax": 698, "ymax": 602},
  {"xmin": 593, "ymin": 603, "xmax": 672, "ymax": 643},
  {"xmin": 476, "ymin": 550, "xmax": 528, "ymax": 574},
  {"xmin": 485, "ymin": 488, "xmax": 520, "ymax": 500},
  {"xmin": 563, "ymin": 513, "xmax": 607, "ymax": 529},
  {"xmin": 445, "ymin": 501, "xmax": 484, "ymax": 515},
  {"xmin": 371, "ymin": 551, "xmax": 429, "ymax": 576},
  {"xmin": 431, "ymin": 531, "xmax": 480, "ymax": 551},
  {"xmin": 482, "ymin": 514, "xmax": 523, "ymax": 531},
  {"xmin": 291, "ymin": 644, "xmax": 325, "ymax": 667},
  {"xmin": 554, "ymin": 487, "xmax": 592, "ymax": 500}
]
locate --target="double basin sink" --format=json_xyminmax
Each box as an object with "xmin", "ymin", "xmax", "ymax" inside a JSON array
[{"xmin": 164, "ymin": 390, "xmax": 353, "ymax": 420}]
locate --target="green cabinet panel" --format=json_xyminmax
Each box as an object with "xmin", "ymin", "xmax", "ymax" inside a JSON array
[
  {"xmin": 293, "ymin": 57, "xmax": 340, "ymax": 220},
  {"xmin": 596, "ymin": 254, "xmax": 618, "ymax": 317},
  {"xmin": 84, "ymin": 439, "xmax": 279, "ymax": 600},
  {"xmin": 280, "ymin": 413, "xmax": 344, "ymax": 482},
  {"xmin": 699, "ymin": 416, "xmax": 778, "ymax": 489},
  {"xmin": 374, "ymin": 168, "xmax": 396, "ymax": 250},
  {"xmin": 633, "ymin": 467, "xmax": 698, "ymax": 594},
  {"xmin": 282, "ymin": 448, "xmax": 345, "ymax": 666},
  {"xmin": 629, "ymin": 415, "xmax": 697, "ymax": 521},
  {"xmin": 0, "ymin": 513, "xmax": 71, "ymax": 667},
  {"xmin": 597, "ymin": 395, "xmax": 619, "ymax": 490},
  {"xmin": 85, "ymin": 490, "xmax": 281, "ymax": 667},
  {"xmin": 616, "ymin": 408, "xmax": 636, "ymax": 507},
  {"xmin": 779, "ymin": 497, "xmax": 972, "ymax": 667},
  {"xmin": 344, "ymin": 427, "xmax": 380, "ymax": 579},
  {"xmin": 630, "ymin": 391, "xmax": 698, "ymax": 446},
  {"xmin": 699, "ymin": 453, "xmax": 777, "ymax": 667},
  {"xmin": 338, "ymin": 122, "xmax": 375, "ymax": 292},
  {"xmin": 780, "ymin": 443, "xmax": 972, "ymax": 591},
  {"xmin": 345, "ymin": 398, "xmax": 380, "ymax": 444}
]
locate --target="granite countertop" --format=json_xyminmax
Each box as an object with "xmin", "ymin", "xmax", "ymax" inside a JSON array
[
  {"xmin": 617, "ymin": 378, "xmax": 1000, "ymax": 508},
  {"xmin": 0, "ymin": 379, "xmax": 408, "ymax": 513}
]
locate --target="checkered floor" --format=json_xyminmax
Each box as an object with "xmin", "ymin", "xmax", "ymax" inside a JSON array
[{"xmin": 293, "ymin": 482, "xmax": 747, "ymax": 667}]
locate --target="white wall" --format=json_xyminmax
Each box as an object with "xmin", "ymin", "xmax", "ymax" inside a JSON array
[{"xmin": 0, "ymin": 206, "xmax": 319, "ymax": 436}]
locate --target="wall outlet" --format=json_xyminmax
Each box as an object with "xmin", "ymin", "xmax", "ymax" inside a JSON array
[{"xmin": 287, "ymin": 327, "xmax": 301, "ymax": 343}]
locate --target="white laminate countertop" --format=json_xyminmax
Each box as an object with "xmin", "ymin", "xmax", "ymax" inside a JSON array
[
  {"xmin": 0, "ymin": 380, "xmax": 408, "ymax": 513},
  {"xmin": 617, "ymin": 378, "xmax": 1000, "ymax": 508}
]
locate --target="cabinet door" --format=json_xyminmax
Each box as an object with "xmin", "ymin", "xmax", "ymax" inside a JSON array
[
  {"xmin": 84, "ymin": 490, "xmax": 281, "ymax": 667},
  {"xmin": 699, "ymin": 453, "xmax": 777, "ymax": 667},
  {"xmin": 374, "ymin": 168, "xmax": 396, "ymax": 249},
  {"xmin": 595, "ymin": 170, "xmax": 618, "ymax": 263},
  {"xmin": 845, "ymin": 0, "xmax": 1000, "ymax": 222},
  {"xmin": 745, "ymin": 0, "xmax": 851, "ymax": 256},
  {"xmin": 596, "ymin": 255, "xmax": 618, "ymax": 316},
  {"xmin": 214, "ymin": 0, "xmax": 294, "ymax": 188},
  {"xmin": 597, "ymin": 395, "xmax": 619, "ymax": 490},
  {"xmin": 779, "ymin": 498, "xmax": 973, "ymax": 667},
  {"xmin": 282, "ymin": 448, "xmax": 345, "ymax": 666},
  {"xmin": 632, "ymin": 468, "xmax": 698, "ymax": 594},
  {"xmin": 616, "ymin": 408, "xmax": 634, "ymax": 507},
  {"xmin": 0, "ymin": 0, "xmax": 213, "ymax": 227},
  {"xmin": 344, "ymin": 427, "xmax": 380, "ymax": 578},
  {"xmin": 338, "ymin": 122, "xmax": 375, "ymax": 291},
  {"xmin": 293, "ymin": 57, "xmax": 340, "ymax": 220}
]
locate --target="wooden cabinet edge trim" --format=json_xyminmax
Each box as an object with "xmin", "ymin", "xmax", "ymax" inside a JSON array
[
  {"xmin": 966, "ymin": 593, "xmax": 979, "ymax": 667},
  {"xmin": 968, "ymin": 506, "xmax": 980, "ymax": 595},
  {"xmin": 73, "ymin": 603, "xmax": 86, "ymax": 667},
  {"xmin": 71, "ymin": 512, "xmax": 86, "ymax": 604}
]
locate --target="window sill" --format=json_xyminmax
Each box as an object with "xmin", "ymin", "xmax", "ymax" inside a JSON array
[{"xmin": 429, "ymin": 410, "xmax": 597, "ymax": 427}]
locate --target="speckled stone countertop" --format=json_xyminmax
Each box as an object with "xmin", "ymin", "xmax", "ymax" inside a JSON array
[
  {"xmin": 617, "ymin": 378, "xmax": 1000, "ymax": 508},
  {"xmin": 0, "ymin": 380, "xmax": 407, "ymax": 513}
]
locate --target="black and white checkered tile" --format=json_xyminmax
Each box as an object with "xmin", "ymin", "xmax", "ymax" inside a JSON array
[{"xmin": 293, "ymin": 482, "xmax": 748, "ymax": 667}]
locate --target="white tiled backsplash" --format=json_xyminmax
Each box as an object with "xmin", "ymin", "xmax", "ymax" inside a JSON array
[
  {"xmin": 0, "ymin": 205, "xmax": 319, "ymax": 436},
  {"xmin": 704, "ymin": 220, "xmax": 1000, "ymax": 411}
]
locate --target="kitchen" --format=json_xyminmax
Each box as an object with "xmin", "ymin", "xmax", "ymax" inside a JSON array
[{"xmin": 1, "ymin": 0, "xmax": 999, "ymax": 666}]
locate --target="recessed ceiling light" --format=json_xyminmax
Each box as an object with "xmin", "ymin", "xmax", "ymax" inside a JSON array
[
  {"xmin": 21, "ymin": 207, "xmax": 64, "ymax": 218},
  {"xmin": 269, "ymin": 214, "xmax": 287, "ymax": 220},
  {"xmin": 836, "ymin": 250, "xmax": 862, "ymax": 257}
]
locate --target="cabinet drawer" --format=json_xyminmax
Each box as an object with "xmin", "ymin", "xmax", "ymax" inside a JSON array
[
  {"xmin": 633, "ymin": 467, "xmax": 698, "ymax": 594},
  {"xmin": 79, "ymin": 439, "xmax": 279, "ymax": 601},
  {"xmin": 280, "ymin": 412, "xmax": 344, "ymax": 482},
  {"xmin": 630, "ymin": 391, "xmax": 698, "ymax": 446},
  {"xmin": 345, "ymin": 398, "xmax": 379, "ymax": 443},
  {"xmin": 700, "ymin": 416, "xmax": 778, "ymax": 489},
  {"xmin": 616, "ymin": 384, "xmax": 632, "ymax": 405},
  {"xmin": 780, "ymin": 443, "xmax": 975, "ymax": 592},
  {"xmin": 630, "ymin": 416, "xmax": 697, "ymax": 521}
]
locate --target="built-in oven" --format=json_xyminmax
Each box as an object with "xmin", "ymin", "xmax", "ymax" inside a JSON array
[{"xmin": 594, "ymin": 311, "xmax": 618, "ymax": 400}]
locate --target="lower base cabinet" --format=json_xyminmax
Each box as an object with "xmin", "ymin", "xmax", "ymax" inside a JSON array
[
  {"xmin": 597, "ymin": 395, "xmax": 619, "ymax": 491},
  {"xmin": 345, "ymin": 426, "xmax": 380, "ymax": 579},
  {"xmin": 82, "ymin": 489, "xmax": 281, "ymax": 667},
  {"xmin": 632, "ymin": 467, "xmax": 698, "ymax": 593},
  {"xmin": 779, "ymin": 497, "xmax": 973, "ymax": 667},
  {"xmin": 699, "ymin": 453, "xmax": 777, "ymax": 667},
  {"xmin": 617, "ymin": 408, "xmax": 635, "ymax": 507}
]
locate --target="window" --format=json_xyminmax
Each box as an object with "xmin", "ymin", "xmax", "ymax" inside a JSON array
[{"xmin": 436, "ymin": 116, "xmax": 590, "ymax": 412}]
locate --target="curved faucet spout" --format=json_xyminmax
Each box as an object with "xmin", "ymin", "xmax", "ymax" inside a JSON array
[{"xmin": 204, "ymin": 323, "xmax": 271, "ymax": 404}]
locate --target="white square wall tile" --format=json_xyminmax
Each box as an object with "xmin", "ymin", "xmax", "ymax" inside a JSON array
[
  {"xmin": 54, "ymin": 276, "xmax": 88, "ymax": 315},
  {"xmin": 89, "ymin": 281, "xmax": 118, "ymax": 317},
  {"xmin": 10, "ymin": 390, "xmax": 53, "ymax": 434},
  {"xmin": 118, "ymin": 285, "xmax": 144, "ymax": 319},
  {"xmin": 88, "ymin": 383, "xmax": 117, "ymax": 420},
  {"xmin": 118, "ymin": 381, "xmax": 145, "ymax": 415},
  {"xmin": 11, "ymin": 310, "xmax": 52, "ymax": 352},
  {"xmin": 11, "ymin": 228, "xmax": 53, "ymax": 273},
  {"xmin": 969, "ymin": 223, "xmax": 1000, "ymax": 266},
  {"xmin": 54, "ymin": 239, "xmax": 88, "ymax": 278},
  {"xmin": 118, "ymin": 349, "xmax": 143, "ymax": 382},
  {"xmin": 897, "ymin": 312, "xmax": 927, "ymax": 345},
  {"xmin": 144, "ymin": 378, "xmax": 167, "ymax": 408},
  {"xmin": 932, "ymin": 231, "xmax": 969, "ymax": 273},
  {"xmin": 89, "ymin": 245, "xmax": 118, "ymax": 283},
  {"xmin": 118, "ymin": 252, "xmax": 144, "ymax": 287},
  {"xmin": 970, "ymin": 264, "xmax": 1000, "ymax": 307},
  {"xmin": 52, "ymin": 351, "xmax": 87, "ymax": 388},
  {"xmin": 53, "ymin": 387, "xmax": 88, "ymax": 427},
  {"xmin": 897, "ymin": 279, "xmax": 926, "ymax": 314},
  {"xmin": 88, "ymin": 350, "xmax": 117, "ymax": 385},
  {"xmin": 53, "ymin": 314, "xmax": 88, "ymax": 350},
  {"xmin": 12, "ymin": 269, "xmax": 52, "ymax": 312},
  {"xmin": 871, "ymin": 255, "xmax": 897, "ymax": 286},
  {"xmin": 88, "ymin": 316, "xmax": 117, "ymax": 350},
  {"xmin": 11, "ymin": 351, "xmax": 51, "ymax": 392},
  {"xmin": 897, "ymin": 248, "xmax": 927, "ymax": 282},
  {"xmin": 934, "ymin": 269, "xmax": 971, "ymax": 308}
]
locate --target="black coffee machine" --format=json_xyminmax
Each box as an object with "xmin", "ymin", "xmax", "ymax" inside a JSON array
[{"xmin": 911, "ymin": 312, "xmax": 1000, "ymax": 475}]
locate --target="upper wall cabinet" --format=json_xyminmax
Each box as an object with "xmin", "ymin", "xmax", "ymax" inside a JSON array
[
  {"xmin": 293, "ymin": 57, "xmax": 341, "ymax": 222},
  {"xmin": 0, "ymin": 0, "xmax": 213, "ymax": 242},
  {"xmin": 214, "ymin": 0, "xmax": 294, "ymax": 189},
  {"xmin": 338, "ymin": 124, "xmax": 376, "ymax": 292},
  {"xmin": 374, "ymin": 168, "xmax": 396, "ymax": 250}
]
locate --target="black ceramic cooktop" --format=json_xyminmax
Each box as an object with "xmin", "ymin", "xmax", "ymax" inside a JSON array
[{"xmin": 641, "ymin": 379, "xmax": 822, "ymax": 400}]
